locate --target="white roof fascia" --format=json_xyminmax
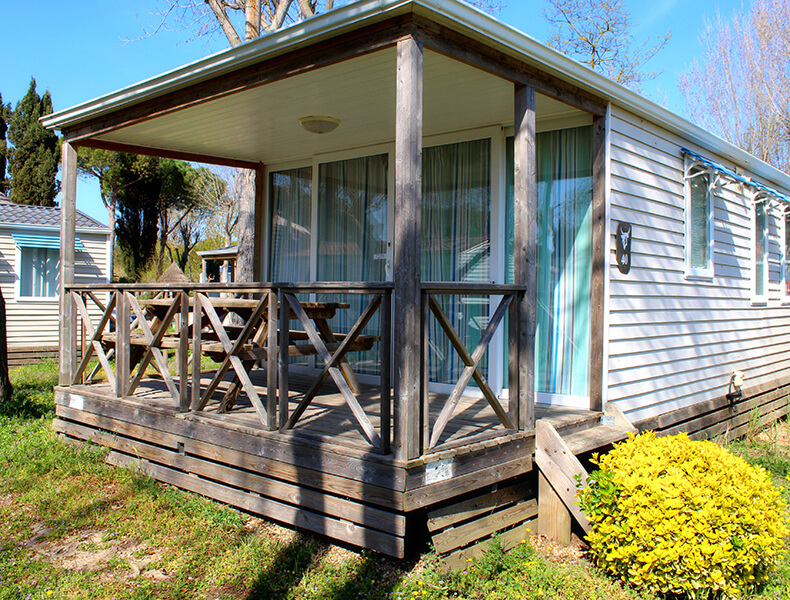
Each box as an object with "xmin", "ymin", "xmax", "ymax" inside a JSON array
[
  {"xmin": 43, "ymin": 0, "xmax": 790, "ymax": 193},
  {"xmin": 0, "ymin": 222, "xmax": 111, "ymax": 235}
]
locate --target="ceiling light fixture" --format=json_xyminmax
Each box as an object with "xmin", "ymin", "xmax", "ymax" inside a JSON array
[{"xmin": 299, "ymin": 116, "xmax": 341, "ymax": 134}]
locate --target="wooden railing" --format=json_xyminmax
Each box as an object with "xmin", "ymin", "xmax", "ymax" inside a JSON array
[
  {"xmin": 64, "ymin": 282, "xmax": 393, "ymax": 452},
  {"xmin": 421, "ymin": 282, "xmax": 528, "ymax": 451},
  {"xmin": 64, "ymin": 281, "xmax": 526, "ymax": 454}
]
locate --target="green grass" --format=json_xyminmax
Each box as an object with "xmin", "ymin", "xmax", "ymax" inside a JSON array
[{"xmin": 0, "ymin": 360, "xmax": 788, "ymax": 599}]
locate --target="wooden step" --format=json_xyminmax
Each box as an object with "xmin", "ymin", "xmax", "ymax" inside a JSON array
[
  {"xmin": 548, "ymin": 411, "xmax": 602, "ymax": 437},
  {"xmin": 563, "ymin": 424, "xmax": 629, "ymax": 455}
]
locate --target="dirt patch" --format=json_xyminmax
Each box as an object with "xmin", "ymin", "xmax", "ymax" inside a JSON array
[
  {"xmin": 531, "ymin": 533, "xmax": 588, "ymax": 566},
  {"xmin": 25, "ymin": 526, "xmax": 166, "ymax": 580}
]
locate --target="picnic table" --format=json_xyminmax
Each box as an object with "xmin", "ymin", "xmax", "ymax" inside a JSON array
[{"xmin": 99, "ymin": 294, "xmax": 378, "ymax": 412}]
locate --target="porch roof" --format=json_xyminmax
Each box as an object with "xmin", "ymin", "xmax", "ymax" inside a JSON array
[{"xmin": 43, "ymin": 0, "xmax": 790, "ymax": 192}]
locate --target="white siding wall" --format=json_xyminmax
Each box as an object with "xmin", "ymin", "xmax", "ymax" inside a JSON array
[
  {"xmin": 607, "ymin": 107, "xmax": 790, "ymax": 423},
  {"xmin": 0, "ymin": 227, "xmax": 110, "ymax": 349}
]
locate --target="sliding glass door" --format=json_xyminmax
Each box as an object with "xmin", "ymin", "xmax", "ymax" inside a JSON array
[
  {"xmin": 506, "ymin": 125, "xmax": 593, "ymax": 405},
  {"xmin": 423, "ymin": 138, "xmax": 492, "ymax": 384}
]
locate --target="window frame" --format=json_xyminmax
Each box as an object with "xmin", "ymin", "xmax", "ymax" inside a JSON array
[
  {"xmin": 15, "ymin": 244, "xmax": 60, "ymax": 302},
  {"xmin": 752, "ymin": 197, "xmax": 770, "ymax": 304},
  {"xmin": 783, "ymin": 208, "xmax": 790, "ymax": 303},
  {"xmin": 684, "ymin": 157, "xmax": 715, "ymax": 279}
]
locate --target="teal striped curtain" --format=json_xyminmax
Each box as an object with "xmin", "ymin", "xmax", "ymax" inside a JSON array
[{"xmin": 506, "ymin": 126, "xmax": 592, "ymax": 398}]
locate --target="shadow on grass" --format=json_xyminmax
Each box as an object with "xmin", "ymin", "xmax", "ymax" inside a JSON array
[
  {"xmin": 1, "ymin": 359, "xmax": 58, "ymax": 419},
  {"xmin": 244, "ymin": 537, "xmax": 403, "ymax": 600}
]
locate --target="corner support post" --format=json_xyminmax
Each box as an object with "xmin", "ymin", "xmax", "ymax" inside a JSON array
[
  {"xmin": 59, "ymin": 141, "xmax": 78, "ymax": 386},
  {"xmin": 393, "ymin": 32, "xmax": 423, "ymax": 460},
  {"xmin": 513, "ymin": 84, "xmax": 536, "ymax": 431}
]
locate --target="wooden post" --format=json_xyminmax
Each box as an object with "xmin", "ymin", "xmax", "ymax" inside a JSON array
[
  {"xmin": 589, "ymin": 115, "xmax": 607, "ymax": 412},
  {"xmin": 380, "ymin": 291, "xmax": 392, "ymax": 453},
  {"xmin": 513, "ymin": 85, "xmax": 537, "ymax": 431},
  {"xmin": 278, "ymin": 290, "xmax": 290, "ymax": 430},
  {"xmin": 393, "ymin": 33, "xmax": 423, "ymax": 461},
  {"xmin": 59, "ymin": 141, "xmax": 78, "ymax": 386},
  {"xmin": 190, "ymin": 293, "xmax": 203, "ymax": 410},
  {"xmin": 266, "ymin": 290, "xmax": 278, "ymax": 430},
  {"xmin": 179, "ymin": 290, "xmax": 190, "ymax": 411},
  {"xmin": 115, "ymin": 291, "xmax": 130, "ymax": 397}
]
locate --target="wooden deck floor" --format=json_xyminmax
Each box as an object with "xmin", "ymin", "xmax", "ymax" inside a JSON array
[{"xmin": 73, "ymin": 368, "xmax": 596, "ymax": 454}]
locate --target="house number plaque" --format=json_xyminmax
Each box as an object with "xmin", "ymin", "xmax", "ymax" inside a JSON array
[{"xmin": 616, "ymin": 222, "xmax": 632, "ymax": 275}]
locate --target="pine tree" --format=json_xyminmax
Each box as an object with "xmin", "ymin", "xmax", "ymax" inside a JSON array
[
  {"xmin": 7, "ymin": 79, "xmax": 60, "ymax": 206},
  {"xmin": 0, "ymin": 93, "xmax": 9, "ymax": 195}
]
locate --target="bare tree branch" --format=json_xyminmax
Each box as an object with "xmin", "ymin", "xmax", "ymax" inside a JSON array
[{"xmin": 205, "ymin": 0, "xmax": 243, "ymax": 45}]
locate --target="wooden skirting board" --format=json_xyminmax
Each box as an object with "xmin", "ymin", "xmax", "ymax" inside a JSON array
[
  {"xmin": 53, "ymin": 386, "xmax": 539, "ymax": 559},
  {"xmin": 9, "ymin": 346, "xmax": 59, "ymax": 366},
  {"xmin": 633, "ymin": 376, "xmax": 790, "ymax": 441},
  {"xmin": 426, "ymin": 478, "xmax": 538, "ymax": 570}
]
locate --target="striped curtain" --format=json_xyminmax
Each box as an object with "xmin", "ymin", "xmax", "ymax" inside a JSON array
[
  {"xmin": 317, "ymin": 154, "xmax": 389, "ymax": 375},
  {"xmin": 20, "ymin": 247, "xmax": 58, "ymax": 297},
  {"xmin": 269, "ymin": 167, "xmax": 313, "ymax": 282},
  {"xmin": 507, "ymin": 126, "xmax": 592, "ymax": 398},
  {"xmin": 422, "ymin": 138, "xmax": 491, "ymax": 384}
]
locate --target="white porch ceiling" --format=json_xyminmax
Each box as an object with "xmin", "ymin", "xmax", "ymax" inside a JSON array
[{"xmin": 96, "ymin": 48, "xmax": 588, "ymax": 165}]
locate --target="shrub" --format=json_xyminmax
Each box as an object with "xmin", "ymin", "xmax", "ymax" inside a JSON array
[{"xmin": 578, "ymin": 432, "xmax": 788, "ymax": 599}]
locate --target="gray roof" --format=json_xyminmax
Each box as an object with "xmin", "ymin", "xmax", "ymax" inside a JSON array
[{"xmin": 0, "ymin": 194, "xmax": 106, "ymax": 229}]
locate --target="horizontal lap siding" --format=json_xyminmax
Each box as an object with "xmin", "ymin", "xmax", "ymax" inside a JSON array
[
  {"xmin": 0, "ymin": 228, "xmax": 109, "ymax": 349},
  {"xmin": 607, "ymin": 108, "xmax": 790, "ymax": 424}
]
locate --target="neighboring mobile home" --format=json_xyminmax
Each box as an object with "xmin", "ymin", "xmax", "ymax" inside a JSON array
[
  {"xmin": 43, "ymin": 0, "xmax": 790, "ymax": 560},
  {"xmin": 0, "ymin": 195, "xmax": 110, "ymax": 364}
]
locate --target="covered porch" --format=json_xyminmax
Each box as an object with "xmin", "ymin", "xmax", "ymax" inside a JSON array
[{"xmin": 49, "ymin": 1, "xmax": 608, "ymax": 559}]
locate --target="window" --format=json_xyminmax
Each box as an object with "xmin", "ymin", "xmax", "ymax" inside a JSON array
[
  {"xmin": 685, "ymin": 163, "xmax": 714, "ymax": 278},
  {"xmin": 754, "ymin": 201, "xmax": 769, "ymax": 302},
  {"xmin": 784, "ymin": 212, "xmax": 790, "ymax": 301},
  {"xmin": 20, "ymin": 246, "xmax": 58, "ymax": 298}
]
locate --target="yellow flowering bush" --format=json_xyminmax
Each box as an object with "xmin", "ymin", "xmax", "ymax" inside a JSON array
[{"xmin": 577, "ymin": 432, "xmax": 787, "ymax": 599}]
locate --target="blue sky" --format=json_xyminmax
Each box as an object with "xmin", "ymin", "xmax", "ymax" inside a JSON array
[{"xmin": 1, "ymin": 0, "xmax": 746, "ymax": 224}]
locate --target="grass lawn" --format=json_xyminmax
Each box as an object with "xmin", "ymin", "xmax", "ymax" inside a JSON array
[{"xmin": 0, "ymin": 361, "xmax": 788, "ymax": 599}]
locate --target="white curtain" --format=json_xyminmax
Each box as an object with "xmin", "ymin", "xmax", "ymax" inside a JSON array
[
  {"xmin": 21, "ymin": 247, "xmax": 58, "ymax": 297},
  {"xmin": 422, "ymin": 138, "xmax": 491, "ymax": 384},
  {"xmin": 317, "ymin": 154, "xmax": 389, "ymax": 375},
  {"xmin": 269, "ymin": 167, "xmax": 313, "ymax": 282}
]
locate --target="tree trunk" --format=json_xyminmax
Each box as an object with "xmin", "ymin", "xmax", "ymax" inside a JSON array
[
  {"xmin": 235, "ymin": 170, "xmax": 256, "ymax": 283},
  {"xmin": 0, "ymin": 289, "xmax": 14, "ymax": 405}
]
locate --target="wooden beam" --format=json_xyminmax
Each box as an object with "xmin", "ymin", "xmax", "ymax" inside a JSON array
[
  {"xmin": 72, "ymin": 138, "xmax": 259, "ymax": 170},
  {"xmin": 61, "ymin": 17, "xmax": 413, "ymax": 142},
  {"xmin": 415, "ymin": 17, "xmax": 607, "ymax": 117},
  {"xmin": 513, "ymin": 84, "xmax": 536, "ymax": 432},
  {"xmin": 59, "ymin": 141, "xmax": 78, "ymax": 386},
  {"xmin": 393, "ymin": 33, "xmax": 423, "ymax": 461},
  {"xmin": 589, "ymin": 115, "xmax": 607, "ymax": 412},
  {"xmin": 535, "ymin": 420, "xmax": 591, "ymax": 539}
]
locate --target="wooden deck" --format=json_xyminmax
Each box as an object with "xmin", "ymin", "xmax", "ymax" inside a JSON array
[
  {"xmin": 65, "ymin": 368, "xmax": 595, "ymax": 453},
  {"xmin": 54, "ymin": 368, "xmax": 598, "ymax": 558}
]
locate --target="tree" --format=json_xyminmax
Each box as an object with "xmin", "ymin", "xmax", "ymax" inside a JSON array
[
  {"xmin": 0, "ymin": 93, "xmax": 10, "ymax": 195},
  {"xmin": 149, "ymin": 0, "xmax": 502, "ymax": 47},
  {"xmin": 7, "ymin": 79, "xmax": 60, "ymax": 206},
  {"xmin": 679, "ymin": 0, "xmax": 790, "ymax": 173},
  {"xmin": 77, "ymin": 148, "xmax": 125, "ymax": 278},
  {"xmin": 543, "ymin": 0, "xmax": 670, "ymax": 89}
]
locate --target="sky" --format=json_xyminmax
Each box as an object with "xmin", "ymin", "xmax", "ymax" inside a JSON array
[{"xmin": 0, "ymin": 0, "xmax": 748, "ymax": 225}]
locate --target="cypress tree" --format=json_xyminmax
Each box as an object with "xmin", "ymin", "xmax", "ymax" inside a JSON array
[
  {"xmin": 0, "ymin": 93, "xmax": 8, "ymax": 194},
  {"xmin": 7, "ymin": 79, "xmax": 60, "ymax": 206}
]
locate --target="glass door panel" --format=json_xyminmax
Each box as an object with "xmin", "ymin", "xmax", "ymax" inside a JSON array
[
  {"xmin": 317, "ymin": 153, "xmax": 389, "ymax": 375},
  {"xmin": 422, "ymin": 138, "xmax": 491, "ymax": 385}
]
